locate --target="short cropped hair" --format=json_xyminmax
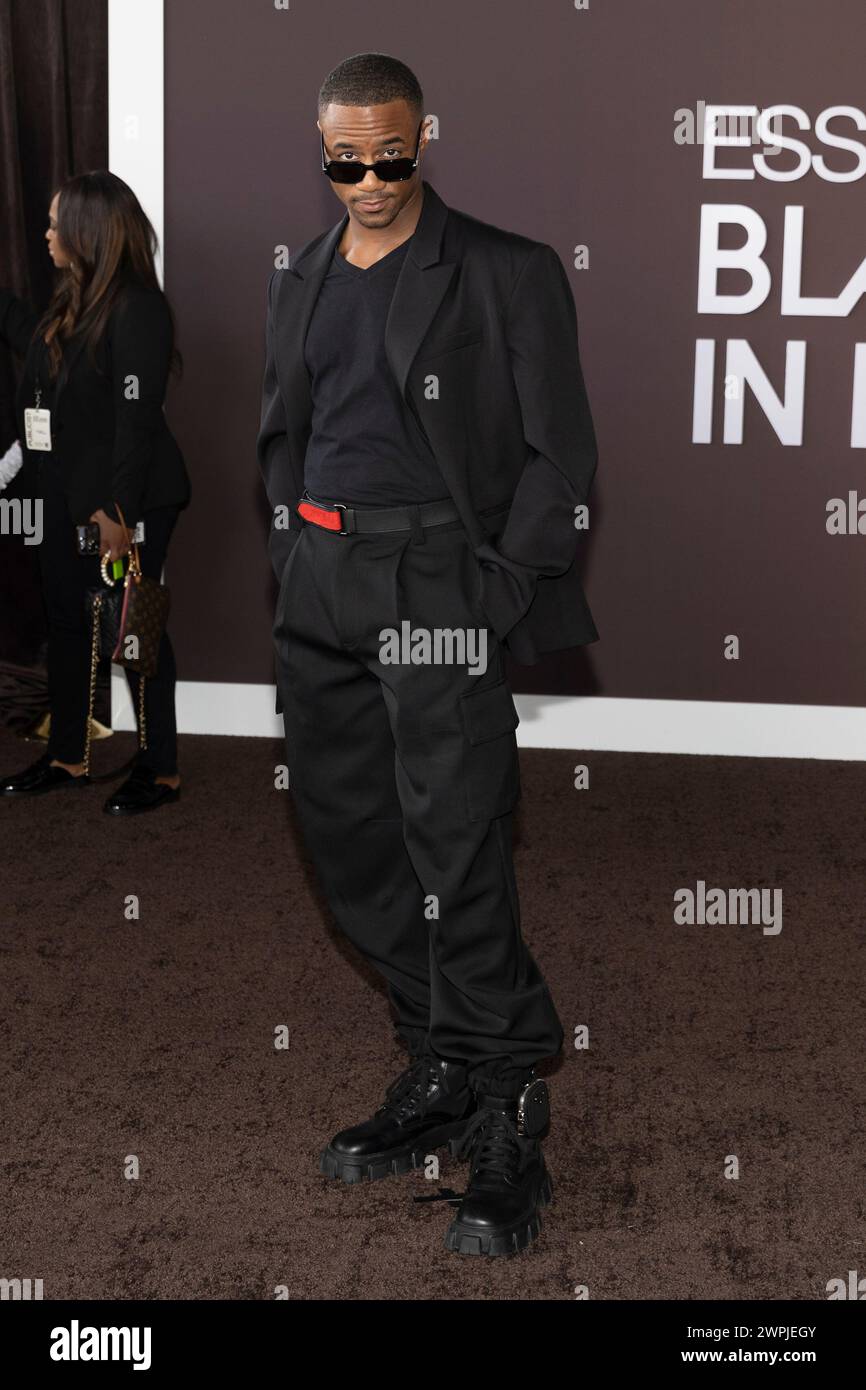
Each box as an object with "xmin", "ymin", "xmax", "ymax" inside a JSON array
[{"xmin": 318, "ymin": 52, "xmax": 423, "ymax": 118}]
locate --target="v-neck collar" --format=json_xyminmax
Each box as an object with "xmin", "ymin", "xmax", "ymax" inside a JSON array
[{"xmin": 333, "ymin": 235, "xmax": 412, "ymax": 278}]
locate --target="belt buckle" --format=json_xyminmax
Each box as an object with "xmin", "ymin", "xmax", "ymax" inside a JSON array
[{"xmin": 299, "ymin": 494, "xmax": 351, "ymax": 535}]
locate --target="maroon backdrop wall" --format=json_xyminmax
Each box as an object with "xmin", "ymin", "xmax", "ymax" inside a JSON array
[{"xmin": 163, "ymin": 0, "xmax": 866, "ymax": 704}]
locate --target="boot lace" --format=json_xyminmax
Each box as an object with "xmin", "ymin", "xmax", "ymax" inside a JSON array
[
  {"xmin": 377, "ymin": 1058, "xmax": 437, "ymax": 1123},
  {"xmin": 456, "ymin": 1105, "xmax": 522, "ymax": 1185}
]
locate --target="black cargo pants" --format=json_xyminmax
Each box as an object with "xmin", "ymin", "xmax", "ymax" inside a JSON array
[{"xmin": 272, "ymin": 503, "xmax": 564, "ymax": 1097}]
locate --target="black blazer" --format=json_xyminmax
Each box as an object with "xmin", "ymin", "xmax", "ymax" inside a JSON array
[
  {"xmin": 0, "ymin": 283, "xmax": 190, "ymax": 528},
  {"xmin": 257, "ymin": 179, "xmax": 599, "ymax": 664}
]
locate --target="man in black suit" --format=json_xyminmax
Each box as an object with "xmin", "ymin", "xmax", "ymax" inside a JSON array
[{"xmin": 257, "ymin": 52, "xmax": 598, "ymax": 1256}]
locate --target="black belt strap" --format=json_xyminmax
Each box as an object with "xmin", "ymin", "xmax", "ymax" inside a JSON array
[{"xmin": 299, "ymin": 490, "xmax": 510, "ymax": 535}]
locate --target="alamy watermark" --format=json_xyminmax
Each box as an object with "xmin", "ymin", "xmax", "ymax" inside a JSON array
[
  {"xmin": 674, "ymin": 880, "xmax": 782, "ymax": 935},
  {"xmin": 49, "ymin": 1321, "xmax": 151, "ymax": 1370},
  {"xmin": 0, "ymin": 497, "xmax": 42, "ymax": 545},
  {"xmin": 379, "ymin": 621, "xmax": 488, "ymax": 675},
  {"xmin": 0, "ymin": 1276, "xmax": 43, "ymax": 1299}
]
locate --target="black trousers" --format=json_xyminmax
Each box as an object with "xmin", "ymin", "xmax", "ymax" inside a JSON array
[
  {"xmin": 37, "ymin": 460, "xmax": 181, "ymax": 775},
  {"xmin": 272, "ymin": 511, "xmax": 564, "ymax": 1097}
]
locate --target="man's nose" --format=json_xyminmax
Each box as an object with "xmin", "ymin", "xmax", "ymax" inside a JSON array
[{"xmin": 356, "ymin": 167, "xmax": 386, "ymax": 192}]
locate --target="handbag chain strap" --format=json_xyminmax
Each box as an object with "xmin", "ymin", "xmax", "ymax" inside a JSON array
[
  {"xmin": 83, "ymin": 506, "xmax": 149, "ymax": 777},
  {"xmin": 83, "ymin": 593, "xmax": 102, "ymax": 778}
]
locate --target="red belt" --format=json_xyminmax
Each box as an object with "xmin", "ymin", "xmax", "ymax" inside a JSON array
[{"xmin": 296, "ymin": 493, "xmax": 490, "ymax": 536}]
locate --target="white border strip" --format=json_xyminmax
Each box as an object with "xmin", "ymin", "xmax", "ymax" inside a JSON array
[
  {"xmin": 110, "ymin": 679, "xmax": 866, "ymax": 759},
  {"xmin": 107, "ymin": 0, "xmax": 164, "ymax": 282},
  {"xmin": 108, "ymin": 0, "xmax": 164, "ymax": 723}
]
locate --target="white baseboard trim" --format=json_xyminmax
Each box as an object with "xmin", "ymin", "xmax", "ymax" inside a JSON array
[{"xmin": 110, "ymin": 673, "xmax": 866, "ymax": 760}]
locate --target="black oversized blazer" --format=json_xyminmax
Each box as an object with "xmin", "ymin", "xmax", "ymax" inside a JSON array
[
  {"xmin": 257, "ymin": 179, "xmax": 599, "ymax": 664},
  {"xmin": 0, "ymin": 283, "xmax": 190, "ymax": 528}
]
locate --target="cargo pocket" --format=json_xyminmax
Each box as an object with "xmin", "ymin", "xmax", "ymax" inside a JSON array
[{"xmin": 459, "ymin": 676, "xmax": 520, "ymax": 822}]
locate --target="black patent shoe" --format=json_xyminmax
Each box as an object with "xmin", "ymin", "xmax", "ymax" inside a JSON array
[
  {"xmin": 1, "ymin": 754, "xmax": 91, "ymax": 797},
  {"xmin": 103, "ymin": 766, "xmax": 181, "ymax": 816},
  {"xmin": 320, "ymin": 1056, "xmax": 476, "ymax": 1184},
  {"xmin": 444, "ymin": 1079, "xmax": 553, "ymax": 1257}
]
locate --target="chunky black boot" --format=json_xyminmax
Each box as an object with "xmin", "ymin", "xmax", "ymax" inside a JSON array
[
  {"xmin": 444, "ymin": 1078, "xmax": 553, "ymax": 1256},
  {"xmin": 319, "ymin": 1056, "xmax": 476, "ymax": 1184}
]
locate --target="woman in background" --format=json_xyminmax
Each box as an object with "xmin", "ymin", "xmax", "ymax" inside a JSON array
[{"xmin": 0, "ymin": 170, "xmax": 190, "ymax": 813}]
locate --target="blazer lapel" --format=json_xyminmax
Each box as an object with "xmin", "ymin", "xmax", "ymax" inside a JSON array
[
  {"xmin": 384, "ymin": 180, "xmax": 455, "ymax": 400},
  {"xmin": 279, "ymin": 179, "xmax": 454, "ymax": 438},
  {"xmin": 276, "ymin": 212, "xmax": 348, "ymax": 440}
]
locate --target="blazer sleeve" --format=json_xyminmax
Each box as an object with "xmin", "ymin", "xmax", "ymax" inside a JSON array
[
  {"xmin": 104, "ymin": 288, "xmax": 174, "ymax": 526},
  {"xmin": 0, "ymin": 288, "xmax": 40, "ymax": 357},
  {"xmin": 257, "ymin": 269, "xmax": 294, "ymax": 720},
  {"xmin": 256, "ymin": 269, "xmax": 295, "ymax": 582},
  {"xmin": 474, "ymin": 242, "xmax": 599, "ymax": 641}
]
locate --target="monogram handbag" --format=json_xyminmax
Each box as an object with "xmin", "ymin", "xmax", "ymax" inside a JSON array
[{"xmin": 83, "ymin": 503, "xmax": 171, "ymax": 775}]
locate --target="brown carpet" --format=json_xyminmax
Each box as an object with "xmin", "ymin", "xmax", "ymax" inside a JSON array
[{"xmin": 1, "ymin": 721, "xmax": 863, "ymax": 1301}]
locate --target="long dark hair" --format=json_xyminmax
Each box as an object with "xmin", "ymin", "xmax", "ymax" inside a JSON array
[{"xmin": 38, "ymin": 170, "xmax": 181, "ymax": 379}]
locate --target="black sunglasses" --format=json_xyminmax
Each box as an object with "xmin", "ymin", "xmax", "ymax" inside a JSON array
[{"xmin": 320, "ymin": 120, "xmax": 424, "ymax": 184}]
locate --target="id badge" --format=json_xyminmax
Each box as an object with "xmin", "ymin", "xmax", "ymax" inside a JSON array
[{"xmin": 24, "ymin": 407, "xmax": 52, "ymax": 451}]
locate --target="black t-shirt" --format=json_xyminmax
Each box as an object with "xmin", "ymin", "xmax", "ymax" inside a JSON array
[{"xmin": 302, "ymin": 236, "xmax": 446, "ymax": 506}]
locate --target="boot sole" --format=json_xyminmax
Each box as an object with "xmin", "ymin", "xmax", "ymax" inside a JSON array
[
  {"xmin": 444, "ymin": 1168, "xmax": 553, "ymax": 1256},
  {"xmin": 319, "ymin": 1121, "xmax": 468, "ymax": 1185}
]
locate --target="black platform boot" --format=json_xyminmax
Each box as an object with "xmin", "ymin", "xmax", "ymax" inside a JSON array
[
  {"xmin": 319, "ymin": 1056, "xmax": 476, "ymax": 1184},
  {"xmin": 444, "ymin": 1077, "xmax": 553, "ymax": 1256}
]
